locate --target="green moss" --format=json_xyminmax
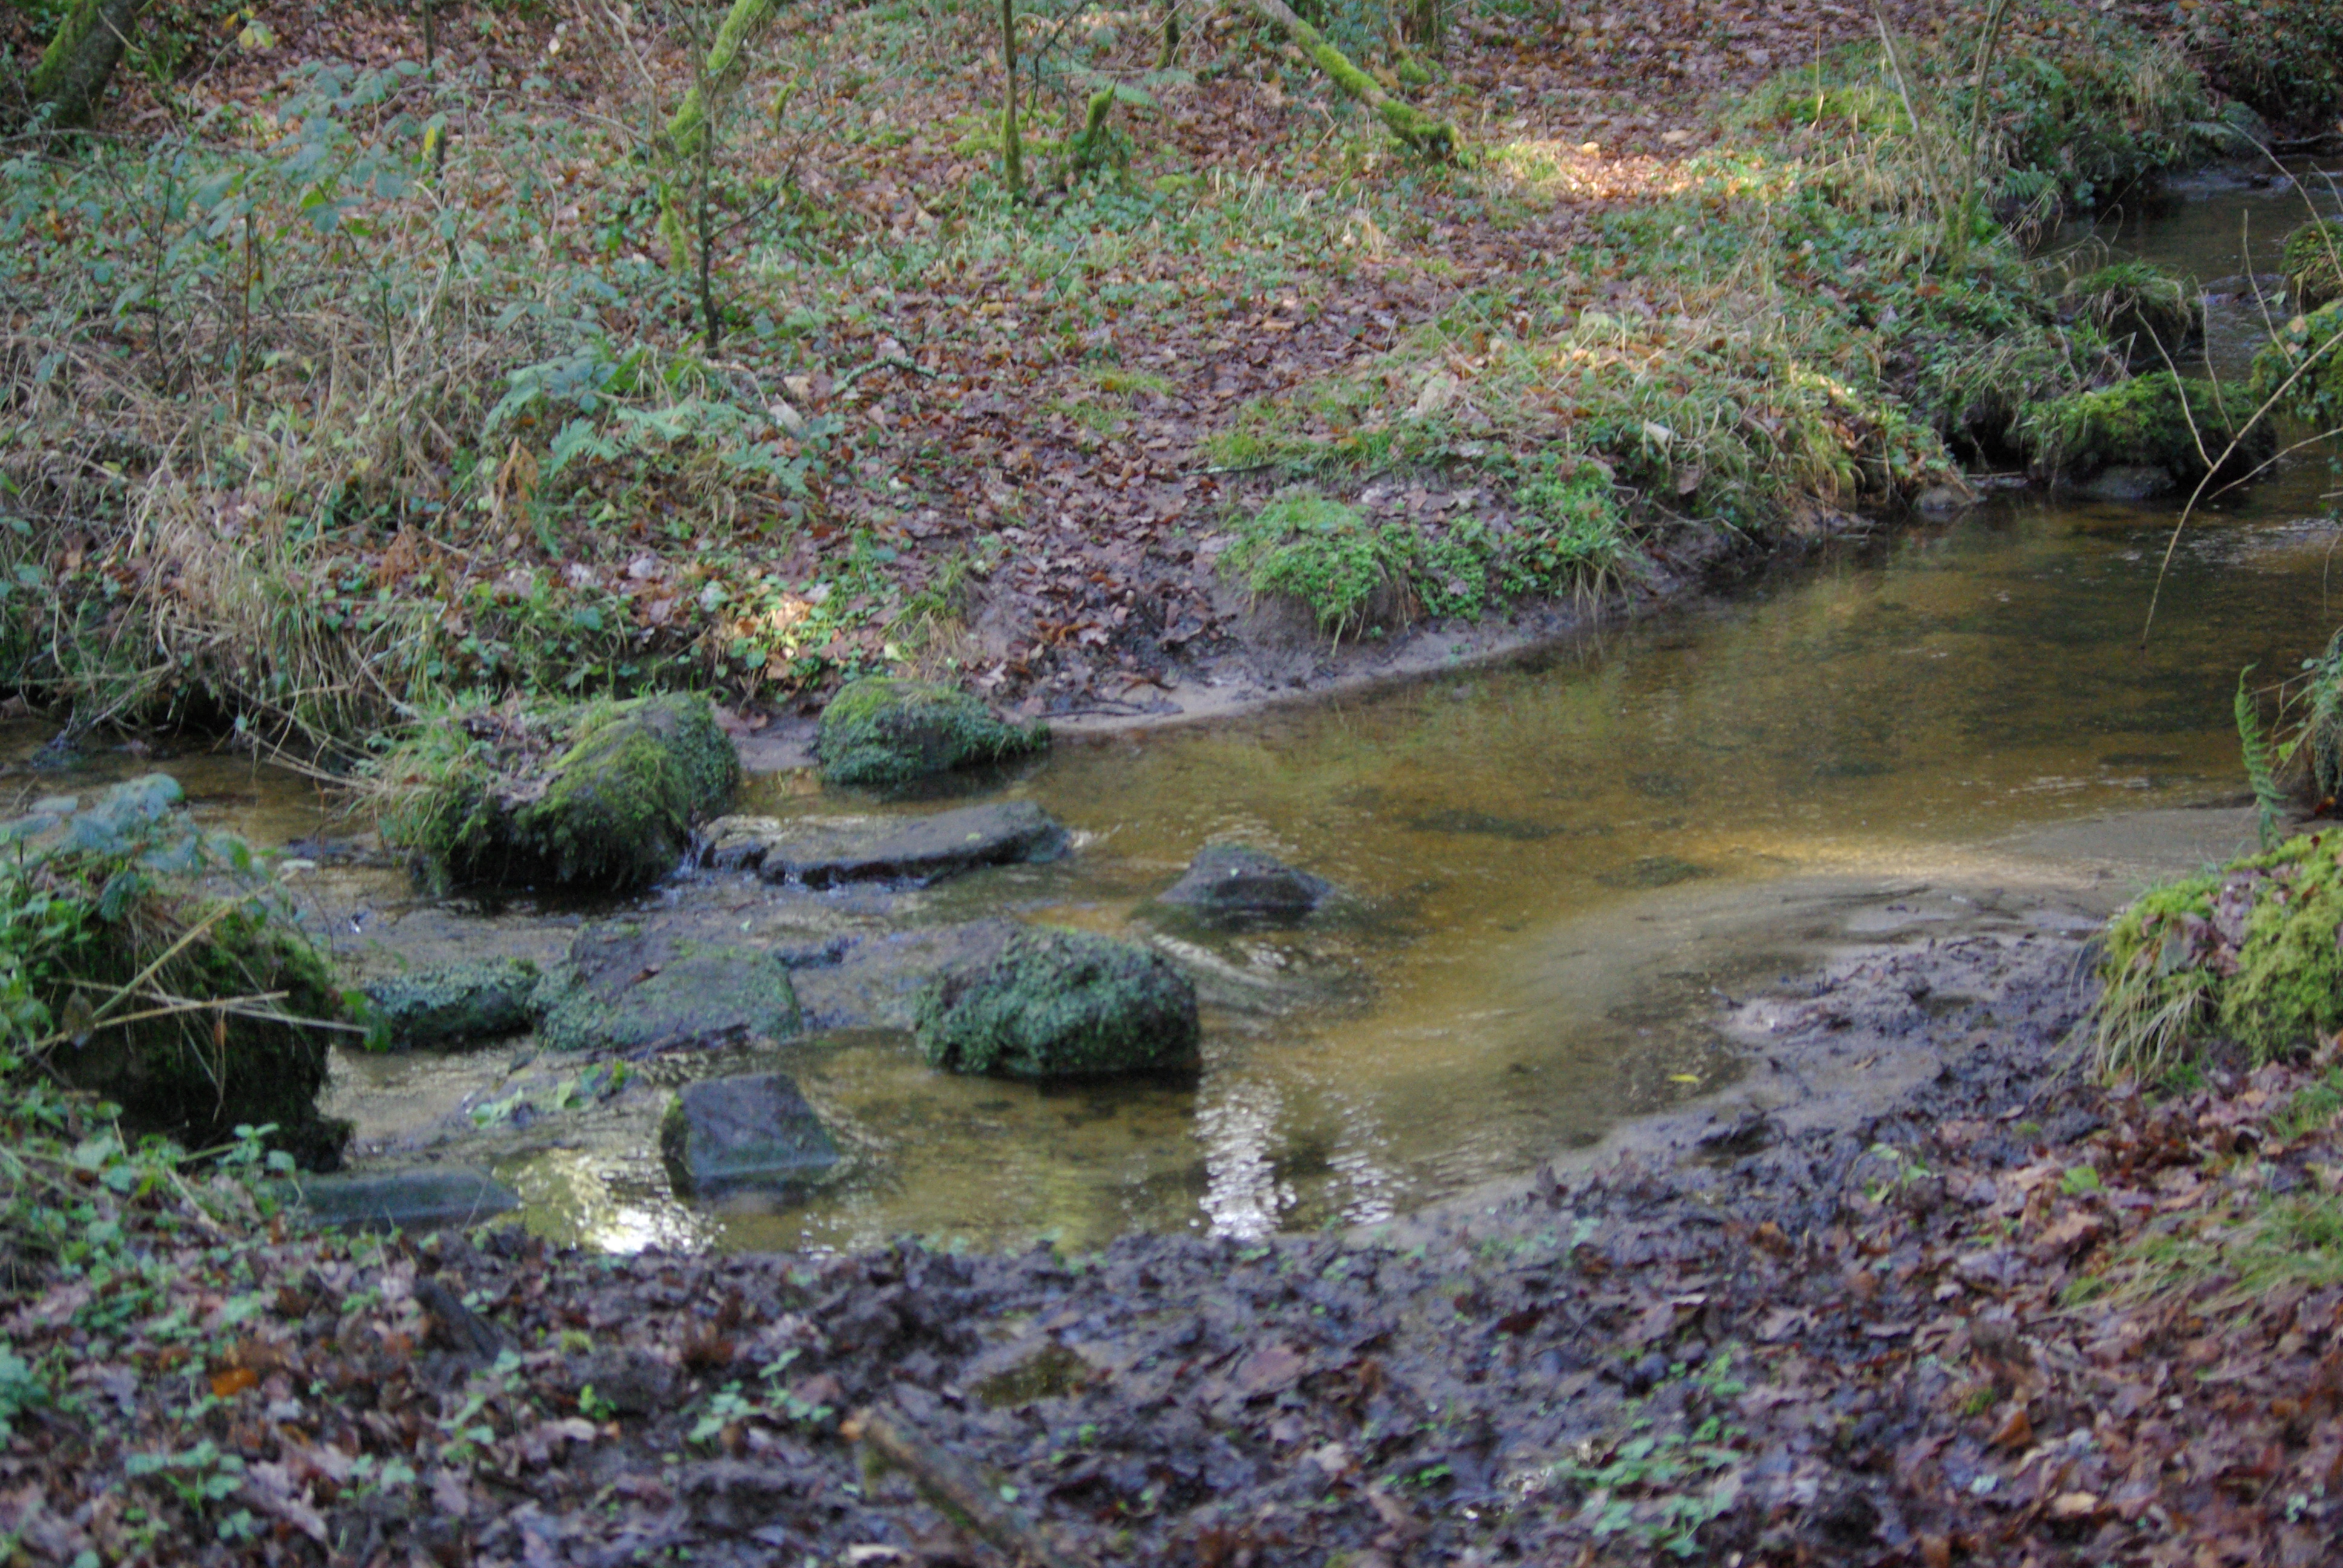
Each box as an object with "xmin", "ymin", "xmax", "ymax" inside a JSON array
[
  {"xmin": 363, "ymin": 957, "xmax": 541, "ymax": 1051},
  {"xmin": 915, "ymin": 926, "xmax": 1199, "ymax": 1079},
  {"xmin": 2088, "ymin": 835, "xmax": 2343, "ymax": 1078},
  {"xmin": 2020, "ymin": 372, "xmax": 2272, "ymax": 485},
  {"xmin": 814, "ymin": 678, "xmax": 1048, "ymax": 788},
  {"xmin": 2251, "ymin": 302, "xmax": 2343, "ymax": 431},
  {"xmin": 2062, "ymin": 262, "xmax": 2201, "ymax": 356},
  {"xmin": 2284, "ymin": 220, "xmax": 2343, "ymax": 311},
  {"xmin": 5, "ymin": 789, "xmax": 358, "ymax": 1168},
  {"xmin": 386, "ymin": 692, "xmax": 739, "ymax": 893}
]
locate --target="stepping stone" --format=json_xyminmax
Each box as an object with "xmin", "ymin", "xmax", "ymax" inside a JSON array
[
  {"xmin": 286, "ymin": 1167, "xmax": 518, "ymax": 1232},
  {"xmin": 660, "ymin": 1073, "xmax": 840, "ymax": 1197},
  {"xmin": 701, "ymin": 800, "xmax": 1068, "ymax": 888}
]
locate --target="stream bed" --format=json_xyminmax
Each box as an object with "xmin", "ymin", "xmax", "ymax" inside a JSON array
[{"xmin": 11, "ymin": 168, "xmax": 2342, "ymax": 1256}]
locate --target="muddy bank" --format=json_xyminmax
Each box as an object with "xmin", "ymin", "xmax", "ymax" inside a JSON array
[{"xmin": 19, "ymin": 811, "xmax": 2338, "ymax": 1566}]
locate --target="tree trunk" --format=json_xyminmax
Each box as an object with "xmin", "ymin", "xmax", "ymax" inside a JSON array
[
  {"xmin": 25, "ymin": 0, "xmax": 145, "ymax": 132},
  {"xmin": 1245, "ymin": 0, "xmax": 1456, "ymax": 158},
  {"xmin": 665, "ymin": 0, "xmax": 781, "ymax": 155},
  {"xmin": 999, "ymin": 0, "xmax": 1024, "ymax": 195}
]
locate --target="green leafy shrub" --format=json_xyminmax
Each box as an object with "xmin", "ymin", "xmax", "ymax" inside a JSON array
[{"xmin": 2284, "ymin": 221, "xmax": 2343, "ymax": 312}]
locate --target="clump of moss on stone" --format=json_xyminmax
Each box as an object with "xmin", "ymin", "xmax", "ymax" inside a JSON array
[
  {"xmin": 364, "ymin": 957, "xmax": 541, "ymax": 1050},
  {"xmin": 915, "ymin": 926, "xmax": 1199, "ymax": 1079},
  {"xmin": 384, "ymin": 693, "xmax": 739, "ymax": 893},
  {"xmin": 814, "ymin": 678, "xmax": 1047, "ymax": 788},
  {"xmin": 2251, "ymin": 302, "xmax": 2343, "ymax": 431},
  {"xmin": 2062, "ymin": 261, "xmax": 2201, "ymax": 359},
  {"xmin": 2021, "ymin": 372, "xmax": 2272, "ymax": 486},
  {"xmin": 2086, "ymin": 835, "xmax": 2343, "ymax": 1079},
  {"xmin": 2284, "ymin": 220, "xmax": 2343, "ymax": 312},
  {"xmin": 1, "ymin": 780, "xmax": 357, "ymax": 1168}
]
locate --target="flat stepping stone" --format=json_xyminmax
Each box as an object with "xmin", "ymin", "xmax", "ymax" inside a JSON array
[
  {"xmin": 701, "ymin": 800, "xmax": 1067, "ymax": 888},
  {"xmin": 660, "ymin": 1073, "xmax": 840, "ymax": 1197},
  {"xmin": 286, "ymin": 1167, "xmax": 518, "ymax": 1232}
]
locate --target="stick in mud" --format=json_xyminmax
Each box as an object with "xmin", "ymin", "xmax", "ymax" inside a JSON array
[{"xmin": 843, "ymin": 1404, "xmax": 1086, "ymax": 1568}]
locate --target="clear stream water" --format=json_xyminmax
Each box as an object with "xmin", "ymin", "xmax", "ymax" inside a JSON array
[{"xmin": 12, "ymin": 170, "xmax": 2343, "ymax": 1256}]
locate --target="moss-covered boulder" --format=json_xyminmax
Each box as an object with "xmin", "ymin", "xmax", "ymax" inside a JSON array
[
  {"xmin": 2284, "ymin": 220, "xmax": 2343, "ymax": 312},
  {"xmin": 390, "ymin": 693, "xmax": 739, "ymax": 893},
  {"xmin": 363, "ymin": 957, "xmax": 541, "ymax": 1050},
  {"xmin": 2022, "ymin": 372, "xmax": 2274, "ymax": 488},
  {"xmin": 2087, "ymin": 835, "xmax": 2343, "ymax": 1079},
  {"xmin": 2252, "ymin": 302, "xmax": 2343, "ymax": 431},
  {"xmin": 915, "ymin": 926, "xmax": 1199, "ymax": 1079},
  {"xmin": 814, "ymin": 678, "xmax": 1047, "ymax": 788},
  {"xmin": 8, "ymin": 778, "xmax": 356, "ymax": 1168},
  {"xmin": 534, "ymin": 923, "xmax": 800, "ymax": 1054},
  {"xmin": 2061, "ymin": 262, "xmax": 2200, "ymax": 362}
]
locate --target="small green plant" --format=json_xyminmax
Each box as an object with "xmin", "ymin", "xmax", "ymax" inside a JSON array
[
  {"xmin": 1550, "ymin": 1416, "xmax": 1745, "ymax": 1558},
  {"xmin": 1221, "ymin": 492, "xmax": 1408, "ymax": 642}
]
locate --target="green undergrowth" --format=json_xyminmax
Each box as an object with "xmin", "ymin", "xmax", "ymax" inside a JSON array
[
  {"xmin": 2283, "ymin": 221, "xmax": 2343, "ymax": 313},
  {"xmin": 2021, "ymin": 373, "xmax": 2272, "ymax": 486},
  {"xmin": 2253, "ymin": 302, "xmax": 2343, "ymax": 435},
  {"xmin": 1199, "ymin": 11, "xmax": 2227, "ymax": 634}
]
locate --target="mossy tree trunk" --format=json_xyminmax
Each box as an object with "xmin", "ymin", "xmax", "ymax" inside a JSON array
[
  {"xmin": 666, "ymin": 0, "xmax": 781, "ymax": 155},
  {"xmin": 24, "ymin": 0, "xmax": 145, "ymax": 132},
  {"xmin": 1000, "ymin": 0, "xmax": 1025, "ymax": 197},
  {"xmin": 1245, "ymin": 0, "xmax": 1457, "ymax": 158}
]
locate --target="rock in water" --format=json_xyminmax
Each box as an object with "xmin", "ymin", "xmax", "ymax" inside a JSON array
[
  {"xmin": 285, "ymin": 1167, "xmax": 519, "ymax": 1232},
  {"xmin": 700, "ymin": 800, "xmax": 1068, "ymax": 886},
  {"xmin": 916, "ymin": 926, "xmax": 1199, "ymax": 1079},
  {"xmin": 534, "ymin": 923, "xmax": 801, "ymax": 1054},
  {"xmin": 401, "ymin": 693, "xmax": 739, "ymax": 893},
  {"xmin": 660, "ymin": 1073, "xmax": 841, "ymax": 1196},
  {"xmin": 815, "ymin": 678, "xmax": 1047, "ymax": 788},
  {"xmin": 364, "ymin": 958, "xmax": 541, "ymax": 1050},
  {"xmin": 1156, "ymin": 843, "xmax": 1334, "ymax": 929}
]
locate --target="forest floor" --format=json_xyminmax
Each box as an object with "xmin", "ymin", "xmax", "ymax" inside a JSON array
[
  {"xmin": 0, "ymin": 0, "xmax": 2221, "ymax": 751},
  {"xmin": 14, "ymin": 886, "xmax": 2343, "ymax": 1565}
]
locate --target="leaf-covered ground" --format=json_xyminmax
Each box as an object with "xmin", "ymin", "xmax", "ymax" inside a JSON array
[
  {"xmin": 0, "ymin": 0, "xmax": 2213, "ymax": 745},
  {"xmin": 10, "ymin": 923, "xmax": 2343, "ymax": 1565}
]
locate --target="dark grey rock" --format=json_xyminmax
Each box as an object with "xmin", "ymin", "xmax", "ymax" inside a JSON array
[
  {"xmin": 659, "ymin": 1073, "xmax": 841, "ymax": 1197},
  {"xmin": 536, "ymin": 924, "xmax": 801, "ymax": 1054},
  {"xmin": 700, "ymin": 800, "xmax": 1068, "ymax": 887},
  {"xmin": 286, "ymin": 1166, "xmax": 518, "ymax": 1232},
  {"xmin": 1156, "ymin": 843, "xmax": 1335, "ymax": 929},
  {"xmin": 2082, "ymin": 463, "xmax": 2176, "ymax": 502}
]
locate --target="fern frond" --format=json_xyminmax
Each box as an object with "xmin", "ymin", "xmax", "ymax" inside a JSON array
[{"xmin": 2237, "ymin": 665, "xmax": 2286, "ymax": 851}]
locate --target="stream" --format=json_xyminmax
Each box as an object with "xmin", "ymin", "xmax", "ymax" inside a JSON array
[{"xmin": 11, "ymin": 166, "xmax": 2343, "ymax": 1257}]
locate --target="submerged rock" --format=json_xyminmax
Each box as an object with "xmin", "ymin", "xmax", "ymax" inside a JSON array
[
  {"xmin": 536, "ymin": 924, "xmax": 801, "ymax": 1054},
  {"xmin": 916, "ymin": 926, "xmax": 1199, "ymax": 1079},
  {"xmin": 701, "ymin": 800, "xmax": 1068, "ymax": 887},
  {"xmin": 1155, "ymin": 843, "xmax": 1335, "ymax": 929},
  {"xmin": 396, "ymin": 693, "xmax": 740, "ymax": 894},
  {"xmin": 659, "ymin": 1073, "xmax": 840, "ymax": 1197},
  {"xmin": 2022, "ymin": 373, "xmax": 2274, "ymax": 489},
  {"xmin": 2081, "ymin": 464, "xmax": 2176, "ymax": 502},
  {"xmin": 285, "ymin": 1166, "xmax": 519, "ymax": 1232},
  {"xmin": 364, "ymin": 958, "xmax": 542, "ymax": 1050},
  {"xmin": 814, "ymin": 678, "xmax": 1048, "ymax": 788}
]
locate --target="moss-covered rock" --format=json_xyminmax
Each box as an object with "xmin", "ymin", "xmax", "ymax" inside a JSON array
[
  {"xmin": 2284, "ymin": 220, "xmax": 2343, "ymax": 312},
  {"xmin": 2021, "ymin": 372, "xmax": 2273, "ymax": 488},
  {"xmin": 533, "ymin": 924, "xmax": 800, "ymax": 1054},
  {"xmin": 2251, "ymin": 302, "xmax": 2343, "ymax": 431},
  {"xmin": 8, "ymin": 777, "xmax": 355, "ymax": 1168},
  {"xmin": 2061, "ymin": 261, "xmax": 2201, "ymax": 362},
  {"xmin": 390, "ymin": 693, "xmax": 740, "ymax": 893},
  {"xmin": 814, "ymin": 678, "xmax": 1047, "ymax": 788},
  {"xmin": 363, "ymin": 957, "xmax": 541, "ymax": 1050},
  {"xmin": 915, "ymin": 926, "xmax": 1199, "ymax": 1079},
  {"xmin": 2087, "ymin": 834, "xmax": 2343, "ymax": 1078}
]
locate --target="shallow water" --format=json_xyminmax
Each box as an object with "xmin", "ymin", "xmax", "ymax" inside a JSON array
[{"xmin": 11, "ymin": 177, "xmax": 2341, "ymax": 1255}]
